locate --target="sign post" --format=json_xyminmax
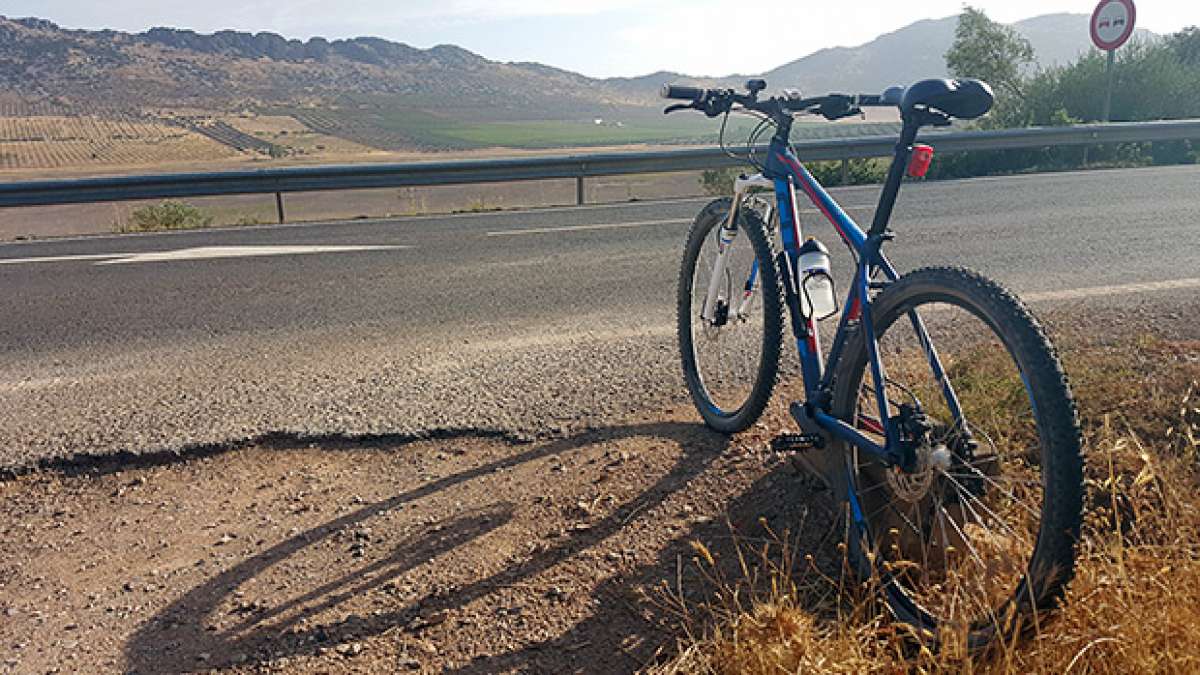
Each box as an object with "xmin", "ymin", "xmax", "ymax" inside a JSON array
[{"xmin": 1090, "ymin": 0, "xmax": 1137, "ymax": 122}]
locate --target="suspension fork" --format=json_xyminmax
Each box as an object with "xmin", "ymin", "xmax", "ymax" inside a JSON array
[
  {"xmin": 701, "ymin": 173, "xmax": 774, "ymax": 323},
  {"xmin": 699, "ymin": 208, "xmax": 737, "ymax": 324}
]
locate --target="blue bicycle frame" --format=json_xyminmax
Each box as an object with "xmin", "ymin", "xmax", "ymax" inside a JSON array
[{"xmin": 756, "ymin": 118, "xmax": 968, "ymax": 482}]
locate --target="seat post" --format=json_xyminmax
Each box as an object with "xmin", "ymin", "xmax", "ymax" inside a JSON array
[{"xmin": 867, "ymin": 115, "xmax": 921, "ymax": 238}]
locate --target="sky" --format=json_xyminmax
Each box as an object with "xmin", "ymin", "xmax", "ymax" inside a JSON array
[{"xmin": 4, "ymin": 1, "xmax": 1196, "ymax": 77}]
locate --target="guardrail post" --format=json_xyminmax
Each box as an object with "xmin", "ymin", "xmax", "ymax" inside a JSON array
[
  {"xmin": 840, "ymin": 159, "xmax": 850, "ymax": 185},
  {"xmin": 275, "ymin": 192, "xmax": 286, "ymax": 224},
  {"xmin": 576, "ymin": 176, "xmax": 585, "ymax": 206}
]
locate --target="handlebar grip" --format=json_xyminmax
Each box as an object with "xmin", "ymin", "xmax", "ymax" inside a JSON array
[{"xmin": 661, "ymin": 84, "xmax": 705, "ymax": 101}]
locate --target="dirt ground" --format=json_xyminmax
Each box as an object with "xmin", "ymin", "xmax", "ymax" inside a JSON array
[
  {"xmin": 3, "ymin": 310, "xmax": 1198, "ymax": 673},
  {"xmin": 0, "ymin": 400, "xmax": 833, "ymax": 674}
]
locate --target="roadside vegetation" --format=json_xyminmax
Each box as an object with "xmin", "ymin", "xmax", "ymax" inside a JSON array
[
  {"xmin": 930, "ymin": 9, "xmax": 1200, "ymax": 180},
  {"xmin": 700, "ymin": 10, "xmax": 1199, "ymax": 193},
  {"xmin": 659, "ymin": 332, "xmax": 1200, "ymax": 673},
  {"xmin": 700, "ymin": 158, "xmax": 890, "ymax": 196},
  {"xmin": 116, "ymin": 200, "xmax": 214, "ymax": 233}
]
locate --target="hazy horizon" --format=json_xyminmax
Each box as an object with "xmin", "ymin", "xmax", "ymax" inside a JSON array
[{"xmin": 3, "ymin": 1, "xmax": 1195, "ymax": 78}]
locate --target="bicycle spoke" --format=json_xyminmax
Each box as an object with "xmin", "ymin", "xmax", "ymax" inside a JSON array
[
  {"xmin": 954, "ymin": 461, "xmax": 1042, "ymax": 521},
  {"xmin": 941, "ymin": 471, "xmax": 1027, "ymax": 542},
  {"xmin": 946, "ymin": 471, "xmax": 1042, "ymax": 488},
  {"xmin": 938, "ymin": 501, "xmax": 988, "ymax": 573}
]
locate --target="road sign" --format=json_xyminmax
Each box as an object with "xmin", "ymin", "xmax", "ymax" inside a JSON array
[
  {"xmin": 1091, "ymin": 0, "xmax": 1136, "ymax": 52},
  {"xmin": 1091, "ymin": 0, "xmax": 1136, "ymax": 122}
]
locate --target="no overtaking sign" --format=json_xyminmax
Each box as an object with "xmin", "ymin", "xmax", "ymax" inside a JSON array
[{"xmin": 1091, "ymin": 0, "xmax": 1136, "ymax": 52}]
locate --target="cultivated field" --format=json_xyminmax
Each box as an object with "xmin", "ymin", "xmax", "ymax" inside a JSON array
[
  {"xmin": 0, "ymin": 115, "xmax": 238, "ymax": 171},
  {"xmin": 277, "ymin": 105, "xmax": 902, "ymax": 153},
  {"xmin": 217, "ymin": 113, "xmax": 382, "ymax": 157}
]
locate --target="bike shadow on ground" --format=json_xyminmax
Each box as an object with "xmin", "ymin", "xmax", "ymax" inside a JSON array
[
  {"xmin": 122, "ymin": 420, "xmax": 751, "ymax": 673},
  {"xmin": 441, "ymin": 454, "xmax": 848, "ymax": 673}
]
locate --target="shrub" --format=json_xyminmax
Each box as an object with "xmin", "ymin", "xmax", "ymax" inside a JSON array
[
  {"xmin": 121, "ymin": 201, "xmax": 214, "ymax": 233},
  {"xmin": 807, "ymin": 158, "xmax": 888, "ymax": 187},
  {"xmin": 700, "ymin": 167, "xmax": 741, "ymax": 196},
  {"xmin": 700, "ymin": 158, "xmax": 890, "ymax": 196}
]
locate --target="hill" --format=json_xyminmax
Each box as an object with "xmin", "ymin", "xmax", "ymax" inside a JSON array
[
  {"xmin": 0, "ymin": 16, "xmax": 644, "ymax": 120},
  {"xmin": 1, "ymin": 13, "xmax": 1158, "ymax": 116},
  {"xmin": 0, "ymin": 13, "xmax": 1161, "ymax": 161},
  {"xmin": 744, "ymin": 13, "xmax": 1154, "ymax": 96}
]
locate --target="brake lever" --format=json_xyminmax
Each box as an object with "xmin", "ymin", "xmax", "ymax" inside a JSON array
[{"xmin": 663, "ymin": 103, "xmax": 694, "ymax": 115}]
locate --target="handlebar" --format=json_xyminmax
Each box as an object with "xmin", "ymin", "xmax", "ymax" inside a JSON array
[{"xmin": 661, "ymin": 79, "xmax": 901, "ymax": 122}]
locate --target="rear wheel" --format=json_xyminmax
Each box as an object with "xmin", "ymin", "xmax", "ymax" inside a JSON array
[
  {"xmin": 678, "ymin": 198, "xmax": 783, "ymax": 433},
  {"xmin": 831, "ymin": 266, "xmax": 1083, "ymax": 649}
]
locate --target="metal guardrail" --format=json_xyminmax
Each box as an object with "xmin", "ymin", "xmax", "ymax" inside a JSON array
[{"xmin": 0, "ymin": 119, "xmax": 1197, "ymax": 218}]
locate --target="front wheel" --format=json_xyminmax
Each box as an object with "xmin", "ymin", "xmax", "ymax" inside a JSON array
[
  {"xmin": 678, "ymin": 198, "xmax": 784, "ymax": 434},
  {"xmin": 831, "ymin": 266, "xmax": 1083, "ymax": 650}
]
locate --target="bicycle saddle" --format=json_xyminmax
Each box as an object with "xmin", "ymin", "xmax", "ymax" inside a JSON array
[{"xmin": 899, "ymin": 78, "xmax": 994, "ymax": 120}]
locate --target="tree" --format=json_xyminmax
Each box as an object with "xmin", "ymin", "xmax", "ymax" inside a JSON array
[
  {"xmin": 1168, "ymin": 26, "xmax": 1200, "ymax": 66},
  {"xmin": 945, "ymin": 7, "xmax": 1034, "ymax": 99}
]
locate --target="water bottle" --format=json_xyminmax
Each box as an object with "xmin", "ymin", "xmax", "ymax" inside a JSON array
[{"xmin": 797, "ymin": 238, "xmax": 837, "ymax": 319}]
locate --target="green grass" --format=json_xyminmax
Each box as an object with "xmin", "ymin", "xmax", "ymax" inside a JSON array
[
  {"xmin": 440, "ymin": 116, "xmax": 901, "ymax": 149},
  {"xmin": 437, "ymin": 116, "xmax": 755, "ymax": 148},
  {"xmin": 275, "ymin": 103, "xmax": 902, "ymax": 152}
]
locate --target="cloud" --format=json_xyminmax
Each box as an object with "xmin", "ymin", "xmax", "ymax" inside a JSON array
[
  {"xmin": 611, "ymin": 2, "xmax": 948, "ymax": 77},
  {"xmin": 7, "ymin": 0, "xmax": 1194, "ymax": 79},
  {"xmin": 358, "ymin": 0, "xmax": 649, "ymax": 22}
]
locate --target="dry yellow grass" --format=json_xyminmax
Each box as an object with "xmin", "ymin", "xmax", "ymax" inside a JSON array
[{"xmin": 656, "ymin": 335, "xmax": 1200, "ymax": 674}]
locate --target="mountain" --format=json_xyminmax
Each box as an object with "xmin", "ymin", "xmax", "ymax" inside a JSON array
[
  {"xmin": 0, "ymin": 17, "xmax": 645, "ymax": 120},
  {"xmin": 1, "ymin": 12, "xmax": 1158, "ymax": 117},
  {"xmin": 753, "ymin": 13, "xmax": 1157, "ymax": 95},
  {"xmin": 0, "ymin": 13, "xmax": 1164, "ymax": 155}
]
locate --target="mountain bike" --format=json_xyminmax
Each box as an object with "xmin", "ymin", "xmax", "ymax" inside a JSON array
[{"xmin": 666, "ymin": 78, "xmax": 1083, "ymax": 648}]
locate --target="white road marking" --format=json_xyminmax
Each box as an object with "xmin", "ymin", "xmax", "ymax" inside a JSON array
[
  {"xmin": 486, "ymin": 219, "xmax": 691, "ymax": 236},
  {"xmin": 0, "ymin": 245, "xmax": 408, "ymax": 266},
  {"xmin": 1023, "ymin": 277, "xmax": 1200, "ymax": 302},
  {"xmin": 0, "ymin": 253, "xmax": 131, "ymax": 265},
  {"xmin": 94, "ymin": 245, "xmax": 407, "ymax": 265}
]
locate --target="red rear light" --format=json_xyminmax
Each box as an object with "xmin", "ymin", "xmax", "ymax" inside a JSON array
[{"xmin": 907, "ymin": 144, "xmax": 934, "ymax": 178}]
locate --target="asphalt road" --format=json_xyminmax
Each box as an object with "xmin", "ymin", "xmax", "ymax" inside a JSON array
[{"xmin": 1, "ymin": 164, "xmax": 1198, "ymax": 469}]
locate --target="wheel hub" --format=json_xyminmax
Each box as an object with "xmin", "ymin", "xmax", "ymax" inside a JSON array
[
  {"xmin": 886, "ymin": 443, "xmax": 952, "ymax": 503},
  {"xmin": 887, "ymin": 450, "xmax": 932, "ymax": 503}
]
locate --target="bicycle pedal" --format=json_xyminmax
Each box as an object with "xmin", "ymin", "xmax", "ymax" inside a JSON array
[{"xmin": 771, "ymin": 433, "xmax": 823, "ymax": 452}]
